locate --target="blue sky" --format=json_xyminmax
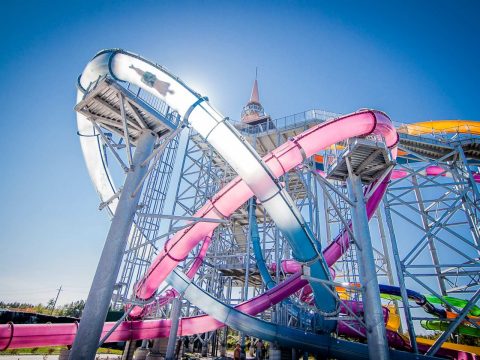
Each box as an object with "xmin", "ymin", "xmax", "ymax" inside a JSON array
[{"xmin": 0, "ymin": 0, "xmax": 479, "ymax": 305}]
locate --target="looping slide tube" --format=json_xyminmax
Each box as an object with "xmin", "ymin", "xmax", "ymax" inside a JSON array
[
  {"xmin": 77, "ymin": 49, "xmax": 340, "ymax": 318},
  {"xmin": 134, "ymin": 233, "xmax": 213, "ymax": 317},
  {"xmin": 166, "ymin": 269, "xmax": 440, "ymax": 360},
  {"xmin": 77, "ymin": 51, "xmax": 397, "ymax": 329},
  {"xmin": 4, "ymin": 49, "xmax": 435, "ymax": 359},
  {"xmin": 0, "ymin": 109, "xmax": 398, "ymax": 350},
  {"xmin": 133, "ymin": 110, "xmax": 397, "ymax": 317}
]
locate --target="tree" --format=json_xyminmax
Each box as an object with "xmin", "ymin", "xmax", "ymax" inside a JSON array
[{"xmin": 59, "ymin": 300, "xmax": 85, "ymax": 317}]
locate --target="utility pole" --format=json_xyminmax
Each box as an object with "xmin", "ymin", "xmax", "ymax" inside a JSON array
[{"xmin": 51, "ymin": 285, "xmax": 63, "ymax": 315}]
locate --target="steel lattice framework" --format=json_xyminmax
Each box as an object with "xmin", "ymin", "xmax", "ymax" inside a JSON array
[{"xmin": 72, "ymin": 66, "xmax": 480, "ymax": 359}]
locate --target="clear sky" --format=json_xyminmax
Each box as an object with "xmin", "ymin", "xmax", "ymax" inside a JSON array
[{"xmin": 0, "ymin": 0, "xmax": 479, "ymax": 306}]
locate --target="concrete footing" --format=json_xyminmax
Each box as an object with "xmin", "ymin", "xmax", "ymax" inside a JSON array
[
  {"xmin": 59, "ymin": 349, "xmax": 70, "ymax": 360},
  {"xmin": 122, "ymin": 340, "xmax": 137, "ymax": 360},
  {"xmin": 133, "ymin": 347, "xmax": 149, "ymax": 360},
  {"xmin": 145, "ymin": 354, "xmax": 165, "ymax": 360},
  {"xmin": 146, "ymin": 338, "xmax": 168, "ymax": 360},
  {"xmin": 269, "ymin": 347, "xmax": 296, "ymax": 360}
]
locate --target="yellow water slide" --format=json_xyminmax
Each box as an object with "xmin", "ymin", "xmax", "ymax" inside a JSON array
[
  {"xmin": 416, "ymin": 337, "xmax": 480, "ymax": 356},
  {"xmin": 397, "ymin": 120, "xmax": 480, "ymax": 136}
]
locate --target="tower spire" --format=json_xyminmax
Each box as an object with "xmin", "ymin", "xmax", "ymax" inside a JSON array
[
  {"xmin": 250, "ymin": 78, "xmax": 260, "ymax": 104},
  {"xmin": 241, "ymin": 69, "xmax": 270, "ymax": 124}
]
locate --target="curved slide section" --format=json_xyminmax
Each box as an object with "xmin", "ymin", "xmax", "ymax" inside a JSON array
[
  {"xmin": 166, "ymin": 268, "xmax": 439, "ymax": 360},
  {"xmin": 133, "ymin": 110, "xmax": 397, "ymax": 313},
  {"xmin": 379, "ymin": 284, "xmax": 446, "ymax": 318},
  {"xmin": 425, "ymin": 295, "xmax": 480, "ymax": 317},
  {"xmin": 2, "ymin": 49, "xmax": 476, "ymax": 359},
  {"xmin": 136, "ymin": 232, "xmax": 213, "ymax": 316},
  {"xmin": 3, "ymin": 50, "xmax": 433, "ymax": 357},
  {"xmin": 1, "ymin": 107, "xmax": 397, "ymax": 350},
  {"xmin": 397, "ymin": 120, "xmax": 480, "ymax": 136},
  {"xmin": 249, "ymin": 199, "xmax": 278, "ymax": 290},
  {"xmin": 1, "ymin": 118, "xmax": 397, "ymax": 349},
  {"xmin": 421, "ymin": 320, "xmax": 480, "ymax": 338},
  {"xmin": 0, "ymin": 272, "xmax": 307, "ymax": 350},
  {"xmin": 77, "ymin": 49, "xmax": 337, "ymax": 319}
]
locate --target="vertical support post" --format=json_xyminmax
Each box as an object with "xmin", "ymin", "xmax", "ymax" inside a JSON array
[
  {"xmin": 383, "ymin": 202, "xmax": 418, "ymax": 353},
  {"xmin": 274, "ymin": 225, "xmax": 280, "ymax": 324},
  {"xmin": 322, "ymin": 188, "xmax": 332, "ymax": 243},
  {"xmin": 455, "ymin": 146, "xmax": 480, "ymax": 249},
  {"xmin": 375, "ymin": 210, "xmax": 395, "ymax": 286},
  {"xmin": 122, "ymin": 341, "xmax": 137, "ymax": 360},
  {"xmin": 118, "ymin": 93, "xmax": 133, "ymax": 168},
  {"xmin": 313, "ymin": 171, "xmax": 321, "ymax": 241},
  {"xmin": 165, "ymin": 296, "xmax": 182, "ymax": 360},
  {"xmin": 346, "ymin": 169, "xmax": 390, "ymax": 360},
  {"xmin": 221, "ymin": 327, "xmax": 228, "ymax": 356},
  {"xmin": 375, "ymin": 209, "xmax": 402, "ymax": 333},
  {"xmin": 457, "ymin": 145, "xmax": 480, "ymax": 201},
  {"xmin": 411, "ymin": 174, "xmax": 448, "ymax": 296},
  {"xmin": 244, "ymin": 198, "xmax": 254, "ymax": 300},
  {"xmin": 239, "ymin": 198, "xmax": 254, "ymax": 354},
  {"xmin": 70, "ymin": 129, "xmax": 156, "ymax": 360}
]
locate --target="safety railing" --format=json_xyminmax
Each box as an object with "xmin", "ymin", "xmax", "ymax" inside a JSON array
[
  {"xmin": 83, "ymin": 75, "xmax": 181, "ymax": 127},
  {"xmin": 395, "ymin": 120, "xmax": 480, "ymax": 143},
  {"xmin": 233, "ymin": 109, "xmax": 340, "ymax": 135}
]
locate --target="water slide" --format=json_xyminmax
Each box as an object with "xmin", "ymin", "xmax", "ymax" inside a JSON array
[
  {"xmin": 1, "ymin": 49, "xmax": 394, "ymax": 352},
  {"xmin": 248, "ymin": 188, "xmax": 477, "ymax": 355},
  {"xmin": 0, "ymin": 49, "xmax": 477, "ymax": 359},
  {"xmin": 0, "ymin": 107, "xmax": 396, "ymax": 353},
  {"xmin": 421, "ymin": 320, "xmax": 480, "ymax": 338},
  {"xmin": 397, "ymin": 120, "xmax": 480, "ymax": 136}
]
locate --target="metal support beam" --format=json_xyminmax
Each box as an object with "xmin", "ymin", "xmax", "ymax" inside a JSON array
[
  {"xmin": 70, "ymin": 130, "xmax": 156, "ymax": 360},
  {"xmin": 137, "ymin": 213, "xmax": 228, "ymax": 223},
  {"xmin": 383, "ymin": 202, "xmax": 419, "ymax": 353},
  {"xmin": 244, "ymin": 198, "xmax": 254, "ymax": 296},
  {"xmin": 411, "ymin": 174, "xmax": 448, "ymax": 296},
  {"xmin": 346, "ymin": 158, "xmax": 390, "ymax": 360},
  {"xmin": 118, "ymin": 93, "xmax": 133, "ymax": 168},
  {"xmin": 425, "ymin": 289, "xmax": 480, "ymax": 356},
  {"xmin": 165, "ymin": 297, "xmax": 182, "ymax": 360}
]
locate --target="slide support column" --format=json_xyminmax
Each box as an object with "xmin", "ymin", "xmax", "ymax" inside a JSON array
[
  {"xmin": 346, "ymin": 171, "xmax": 390, "ymax": 360},
  {"xmin": 165, "ymin": 296, "xmax": 182, "ymax": 360},
  {"xmin": 70, "ymin": 129, "xmax": 157, "ymax": 360}
]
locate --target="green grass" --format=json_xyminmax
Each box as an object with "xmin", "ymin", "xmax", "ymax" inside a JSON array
[{"xmin": 0, "ymin": 346, "xmax": 122, "ymax": 356}]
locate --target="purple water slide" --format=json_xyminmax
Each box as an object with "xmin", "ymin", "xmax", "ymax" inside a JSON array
[{"xmin": 1, "ymin": 110, "xmax": 397, "ymax": 349}]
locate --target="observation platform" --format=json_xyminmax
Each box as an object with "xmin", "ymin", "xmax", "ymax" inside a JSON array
[
  {"xmin": 75, "ymin": 76, "xmax": 179, "ymax": 143},
  {"xmin": 235, "ymin": 109, "xmax": 337, "ymax": 156},
  {"xmin": 324, "ymin": 137, "xmax": 394, "ymax": 184},
  {"xmin": 217, "ymin": 264, "xmax": 263, "ymax": 286},
  {"xmin": 399, "ymin": 133, "xmax": 480, "ymax": 161}
]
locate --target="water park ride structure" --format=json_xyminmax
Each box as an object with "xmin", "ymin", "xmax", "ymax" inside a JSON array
[{"xmin": 1, "ymin": 49, "xmax": 480, "ymax": 360}]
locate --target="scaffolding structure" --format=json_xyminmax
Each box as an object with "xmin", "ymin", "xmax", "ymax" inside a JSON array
[{"xmin": 73, "ymin": 65, "xmax": 480, "ymax": 359}]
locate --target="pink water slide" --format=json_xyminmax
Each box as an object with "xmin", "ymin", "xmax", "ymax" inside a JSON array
[{"xmin": 0, "ymin": 110, "xmax": 397, "ymax": 349}]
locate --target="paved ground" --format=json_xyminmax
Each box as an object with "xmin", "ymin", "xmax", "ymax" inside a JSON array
[
  {"xmin": 0, "ymin": 356, "xmax": 121, "ymax": 360},
  {"xmin": 0, "ymin": 352, "xmax": 254, "ymax": 360}
]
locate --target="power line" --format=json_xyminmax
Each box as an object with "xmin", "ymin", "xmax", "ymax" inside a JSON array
[{"xmin": 50, "ymin": 285, "xmax": 62, "ymax": 314}]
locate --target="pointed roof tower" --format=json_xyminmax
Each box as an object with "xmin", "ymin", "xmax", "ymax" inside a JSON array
[
  {"xmin": 250, "ymin": 78, "xmax": 260, "ymax": 104},
  {"xmin": 241, "ymin": 69, "xmax": 270, "ymax": 124}
]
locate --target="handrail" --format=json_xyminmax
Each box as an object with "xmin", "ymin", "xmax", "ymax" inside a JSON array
[
  {"xmin": 233, "ymin": 108, "xmax": 341, "ymax": 135},
  {"xmin": 82, "ymin": 75, "xmax": 181, "ymax": 127}
]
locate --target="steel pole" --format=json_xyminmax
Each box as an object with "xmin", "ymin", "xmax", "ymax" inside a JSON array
[
  {"xmin": 165, "ymin": 297, "xmax": 182, "ymax": 360},
  {"xmin": 70, "ymin": 129, "xmax": 156, "ymax": 360},
  {"xmin": 375, "ymin": 209, "xmax": 403, "ymax": 333},
  {"xmin": 411, "ymin": 174, "xmax": 448, "ymax": 296},
  {"xmin": 383, "ymin": 202, "xmax": 419, "ymax": 353},
  {"xmin": 346, "ymin": 173, "xmax": 390, "ymax": 360}
]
